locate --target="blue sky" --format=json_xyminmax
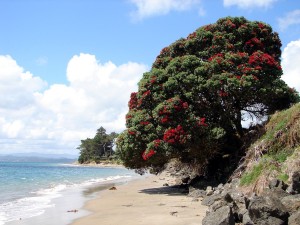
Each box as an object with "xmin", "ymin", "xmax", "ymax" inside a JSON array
[{"xmin": 0, "ymin": 0, "xmax": 300, "ymax": 155}]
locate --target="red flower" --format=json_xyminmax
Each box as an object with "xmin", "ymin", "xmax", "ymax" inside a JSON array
[
  {"xmin": 163, "ymin": 125, "xmax": 186, "ymax": 145},
  {"xmin": 208, "ymin": 53, "xmax": 223, "ymax": 62},
  {"xmin": 161, "ymin": 116, "xmax": 169, "ymax": 124},
  {"xmin": 237, "ymin": 52, "xmax": 247, "ymax": 57},
  {"xmin": 255, "ymin": 66, "xmax": 262, "ymax": 70},
  {"xmin": 143, "ymin": 90, "xmax": 151, "ymax": 97},
  {"xmin": 174, "ymin": 104, "xmax": 182, "ymax": 111},
  {"xmin": 150, "ymin": 76, "xmax": 157, "ymax": 84},
  {"xmin": 140, "ymin": 121, "xmax": 150, "ymax": 126},
  {"xmin": 198, "ymin": 117, "xmax": 208, "ymax": 127},
  {"xmin": 187, "ymin": 32, "xmax": 197, "ymax": 39},
  {"xmin": 245, "ymin": 38, "xmax": 263, "ymax": 48},
  {"xmin": 226, "ymin": 19, "xmax": 236, "ymax": 28},
  {"xmin": 242, "ymin": 67, "xmax": 253, "ymax": 73},
  {"xmin": 128, "ymin": 92, "xmax": 138, "ymax": 110},
  {"xmin": 162, "ymin": 106, "xmax": 170, "ymax": 114},
  {"xmin": 249, "ymin": 52, "xmax": 279, "ymax": 69},
  {"xmin": 154, "ymin": 139, "xmax": 161, "ymax": 147},
  {"xmin": 182, "ymin": 102, "xmax": 188, "ymax": 109},
  {"xmin": 128, "ymin": 130, "xmax": 136, "ymax": 135},
  {"xmin": 142, "ymin": 149, "xmax": 156, "ymax": 160},
  {"xmin": 219, "ymin": 90, "xmax": 229, "ymax": 97},
  {"xmin": 258, "ymin": 23, "xmax": 265, "ymax": 29}
]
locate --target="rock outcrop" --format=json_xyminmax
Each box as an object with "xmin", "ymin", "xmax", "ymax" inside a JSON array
[{"xmin": 198, "ymin": 171, "xmax": 300, "ymax": 225}]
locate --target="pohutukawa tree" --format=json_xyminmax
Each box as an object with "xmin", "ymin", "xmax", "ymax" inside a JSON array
[{"xmin": 116, "ymin": 17, "xmax": 299, "ymax": 171}]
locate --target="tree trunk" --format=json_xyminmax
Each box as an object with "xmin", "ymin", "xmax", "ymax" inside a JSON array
[{"xmin": 235, "ymin": 110, "xmax": 243, "ymax": 137}]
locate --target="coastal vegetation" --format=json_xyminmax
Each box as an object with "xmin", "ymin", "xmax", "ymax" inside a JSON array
[
  {"xmin": 199, "ymin": 103, "xmax": 300, "ymax": 224},
  {"xmin": 77, "ymin": 17, "xmax": 299, "ymax": 188},
  {"xmin": 77, "ymin": 127, "xmax": 118, "ymax": 164},
  {"xmin": 238, "ymin": 103, "xmax": 300, "ymax": 192},
  {"xmin": 116, "ymin": 16, "xmax": 299, "ymax": 175},
  {"xmin": 75, "ymin": 16, "xmax": 300, "ymax": 224}
]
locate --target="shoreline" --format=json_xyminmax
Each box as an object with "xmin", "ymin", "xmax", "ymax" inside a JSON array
[
  {"xmin": 72, "ymin": 161, "xmax": 125, "ymax": 168},
  {"xmin": 2, "ymin": 168, "xmax": 207, "ymax": 225},
  {"xmin": 71, "ymin": 171, "xmax": 207, "ymax": 225},
  {"xmin": 4, "ymin": 176, "xmax": 139, "ymax": 225},
  {"xmin": 2, "ymin": 165, "xmax": 138, "ymax": 225}
]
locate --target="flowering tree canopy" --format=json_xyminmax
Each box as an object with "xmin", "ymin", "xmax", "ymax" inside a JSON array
[{"xmin": 116, "ymin": 17, "xmax": 299, "ymax": 171}]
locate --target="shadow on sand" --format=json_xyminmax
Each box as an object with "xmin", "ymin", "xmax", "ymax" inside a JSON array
[{"xmin": 139, "ymin": 185, "xmax": 188, "ymax": 196}]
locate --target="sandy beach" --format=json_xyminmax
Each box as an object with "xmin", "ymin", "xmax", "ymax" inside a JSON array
[{"xmin": 71, "ymin": 171, "xmax": 207, "ymax": 225}]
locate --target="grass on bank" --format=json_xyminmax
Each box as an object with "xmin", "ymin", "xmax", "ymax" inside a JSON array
[{"xmin": 240, "ymin": 103, "xmax": 300, "ymax": 191}]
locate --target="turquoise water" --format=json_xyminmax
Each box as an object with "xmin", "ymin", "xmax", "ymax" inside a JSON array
[{"xmin": 0, "ymin": 162, "xmax": 136, "ymax": 224}]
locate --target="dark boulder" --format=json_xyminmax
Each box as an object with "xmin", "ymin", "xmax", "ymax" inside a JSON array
[
  {"xmin": 202, "ymin": 206, "xmax": 235, "ymax": 225},
  {"xmin": 222, "ymin": 192, "xmax": 246, "ymax": 222},
  {"xmin": 255, "ymin": 216, "xmax": 286, "ymax": 225},
  {"xmin": 210, "ymin": 199, "xmax": 229, "ymax": 212},
  {"xmin": 248, "ymin": 195, "xmax": 289, "ymax": 224},
  {"xmin": 202, "ymin": 194, "xmax": 223, "ymax": 206}
]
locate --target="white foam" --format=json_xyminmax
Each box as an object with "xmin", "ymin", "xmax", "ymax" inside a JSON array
[
  {"xmin": 35, "ymin": 184, "xmax": 67, "ymax": 195},
  {"xmin": 0, "ymin": 195, "xmax": 54, "ymax": 224},
  {"xmin": 0, "ymin": 174, "xmax": 133, "ymax": 224},
  {"xmin": 80, "ymin": 175, "xmax": 132, "ymax": 187},
  {"xmin": 0, "ymin": 211, "xmax": 6, "ymax": 225},
  {"xmin": 0, "ymin": 182, "xmax": 70, "ymax": 224}
]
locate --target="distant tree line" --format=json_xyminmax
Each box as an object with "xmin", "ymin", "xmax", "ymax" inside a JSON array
[{"xmin": 77, "ymin": 127, "xmax": 118, "ymax": 164}]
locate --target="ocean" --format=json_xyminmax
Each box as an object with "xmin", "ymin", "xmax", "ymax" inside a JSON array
[{"xmin": 0, "ymin": 162, "xmax": 137, "ymax": 225}]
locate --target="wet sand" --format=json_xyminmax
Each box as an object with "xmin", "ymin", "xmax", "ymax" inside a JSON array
[{"xmin": 71, "ymin": 172, "xmax": 207, "ymax": 225}]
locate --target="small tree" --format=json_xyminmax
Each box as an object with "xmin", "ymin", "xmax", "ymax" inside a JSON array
[
  {"xmin": 77, "ymin": 126, "xmax": 118, "ymax": 163},
  {"xmin": 78, "ymin": 138, "xmax": 94, "ymax": 164},
  {"xmin": 117, "ymin": 17, "xmax": 299, "ymax": 172}
]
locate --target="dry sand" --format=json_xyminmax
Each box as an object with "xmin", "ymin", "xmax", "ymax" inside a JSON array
[{"xmin": 71, "ymin": 172, "xmax": 207, "ymax": 225}]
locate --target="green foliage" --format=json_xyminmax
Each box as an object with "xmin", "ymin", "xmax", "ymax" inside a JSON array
[
  {"xmin": 260, "ymin": 103, "xmax": 300, "ymax": 152},
  {"xmin": 77, "ymin": 126, "xmax": 118, "ymax": 164},
  {"xmin": 240, "ymin": 150, "xmax": 291, "ymax": 186},
  {"xmin": 278, "ymin": 173, "xmax": 289, "ymax": 183},
  {"xmin": 117, "ymin": 17, "xmax": 299, "ymax": 171},
  {"xmin": 270, "ymin": 149, "xmax": 292, "ymax": 163},
  {"xmin": 240, "ymin": 163, "xmax": 263, "ymax": 186}
]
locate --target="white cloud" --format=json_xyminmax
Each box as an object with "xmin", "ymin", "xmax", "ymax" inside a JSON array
[
  {"xmin": 2, "ymin": 120, "xmax": 24, "ymax": 138},
  {"xmin": 281, "ymin": 40, "xmax": 300, "ymax": 94},
  {"xmin": 278, "ymin": 9, "xmax": 300, "ymax": 31},
  {"xmin": 0, "ymin": 54, "xmax": 148, "ymax": 154},
  {"xmin": 129, "ymin": 0, "xmax": 201, "ymax": 21},
  {"xmin": 0, "ymin": 55, "xmax": 47, "ymax": 109},
  {"xmin": 223, "ymin": 0, "xmax": 277, "ymax": 9}
]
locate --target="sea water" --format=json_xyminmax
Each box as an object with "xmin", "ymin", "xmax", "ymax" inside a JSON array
[{"xmin": 0, "ymin": 162, "xmax": 137, "ymax": 225}]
